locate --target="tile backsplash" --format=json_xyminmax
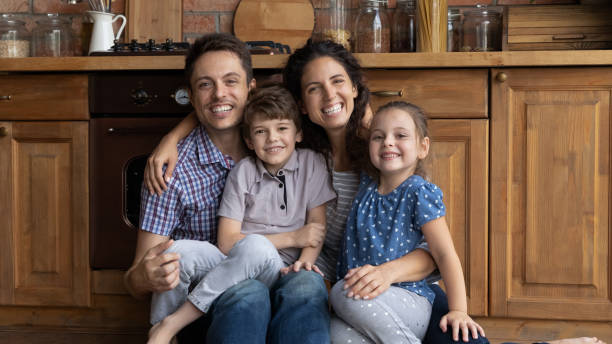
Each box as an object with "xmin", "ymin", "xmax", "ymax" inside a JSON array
[{"xmin": 0, "ymin": 0, "xmax": 604, "ymax": 55}]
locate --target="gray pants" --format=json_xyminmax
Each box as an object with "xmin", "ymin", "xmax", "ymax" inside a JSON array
[
  {"xmin": 330, "ymin": 280, "xmax": 432, "ymax": 344},
  {"xmin": 150, "ymin": 234, "xmax": 285, "ymax": 325}
]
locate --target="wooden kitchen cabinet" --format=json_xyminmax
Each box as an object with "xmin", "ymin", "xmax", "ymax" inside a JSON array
[
  {"xmin": 0, "ymin": 121, "xmax": 90, "ymax": 307},
  {"xmin": 428, "ymin": 119, "xmax": 489, "ymax": 316},
  {"xmin": 365, "ymin": 70, "xmax": 489, "ymax": 316},
  {"xmin": 490, "ymin": 67, "xmax": 612, "ymax": 321}
]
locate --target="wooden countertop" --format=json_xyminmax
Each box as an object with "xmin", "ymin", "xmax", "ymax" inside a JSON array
[{"xmin": 1, "ymin": 50, "xmax": 611, "ymax": 71}]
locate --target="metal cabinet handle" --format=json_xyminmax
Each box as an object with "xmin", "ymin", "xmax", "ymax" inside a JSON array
[
  {"xmin": 371, "ymin": 90, "xmax": 404, "ymax": 97},
  {"xmin": 496, "ymin": 72, "xmax": 508, "ymax": 82},
  {"xmin": 0, "ymin": 127, "xmax": 8, "ymax": 137},
  {"xmin": 552, "ymin": 34, "xmax": 586, "ymax": 40},
  {"xmin": 0, "ymin": 95, "xmax": 12, "ymax": 101}
]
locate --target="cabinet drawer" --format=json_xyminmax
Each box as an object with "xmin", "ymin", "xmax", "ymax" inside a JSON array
[
  {"xmin": 365, "ymin": 69, "xmax": 488, "ymax": 119},
  {"xmin": 0, "ymin": 74, "xmax": 88, "ymax": 120}
]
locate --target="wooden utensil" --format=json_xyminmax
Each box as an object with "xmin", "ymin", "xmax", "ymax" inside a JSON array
[
  {"xmin": 233, "ymin": 0, "xmax": 315, "ymax": 52},
  {"xmin": 125, "ymin": 0, "xmax": 182, "ymax": 43}
]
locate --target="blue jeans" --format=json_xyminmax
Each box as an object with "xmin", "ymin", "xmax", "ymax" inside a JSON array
[
  {"xmin": 424, "ymin": 284, "xmax": 490, "ymax": 344},
  {"xmin": 176, "ymin": 270, "xmax": 329, "ymax": 344}
]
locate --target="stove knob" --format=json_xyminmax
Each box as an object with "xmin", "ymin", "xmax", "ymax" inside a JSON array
[
  {"xmin": 172, "ymin": 87, "xmax": 191, "ymax": 106},
  {"xmin": 131, "ymin": 88, "xmax": 150, "ymax": 105}
]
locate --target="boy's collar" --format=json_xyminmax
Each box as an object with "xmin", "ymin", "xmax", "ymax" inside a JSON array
[{"xmin": 254, "ymin": 149, "xmax": 299, "ymax": 180}]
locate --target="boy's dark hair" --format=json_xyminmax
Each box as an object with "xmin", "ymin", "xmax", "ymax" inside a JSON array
[
  {"xmin": 242, "ymin": 83, "xmax": 302, "ymax": 141},
  {"xmin": 365, "ymin": 101, "xmax": 431, "ymax": 180},
  {"xmin": 185, "ymin": 33, "xmax": 253, "ymax": 87},
  {"xmin": 282, "ymin": 40, "xmax": 370, "ymax": 171}
]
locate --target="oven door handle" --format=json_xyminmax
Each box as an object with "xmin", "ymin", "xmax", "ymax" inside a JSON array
[{"xmin": 106, "ymin": 126, "xmax": 173, "ymax": 135}]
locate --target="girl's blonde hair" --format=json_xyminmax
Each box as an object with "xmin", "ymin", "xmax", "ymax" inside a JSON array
[{"xmin": 366, "ymin": 101, "xmax": 431, "ymax": 180}]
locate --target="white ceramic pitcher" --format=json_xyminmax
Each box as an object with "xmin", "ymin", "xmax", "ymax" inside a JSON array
[{"xmin": 87, "ymin": 10, "xmax": 126, "ymax": 54}]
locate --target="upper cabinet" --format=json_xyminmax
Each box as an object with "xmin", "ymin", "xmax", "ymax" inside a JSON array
[{"xmin": 490, "ymin": 67, "xmax": 611, "ymax": 321}]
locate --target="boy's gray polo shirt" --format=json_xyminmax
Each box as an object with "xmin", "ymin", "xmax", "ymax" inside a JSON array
[{"xmin": 218, "ymin": 148, "xmax": 337, "ymax": 265}]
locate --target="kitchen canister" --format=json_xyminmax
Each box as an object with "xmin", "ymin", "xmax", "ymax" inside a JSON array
[
  {"xmin": 354, "ymin": 0, "xmax": 390, "ymax": 53},
  {"xmin": 461, "ymin": 4, "xmax": 502, "ymax": 52},
  {"xmin": 0, "ymin": 14, "xmax": 30, "ymax": 57},
  {"xmin": 32, "ymin": 14, "xmax": 75, "ymax": 56},
  {"xmin": 313, "ymin": 0, "xmax": 352, "ymax": 51},
  {"xmin": 417, "ymin": 0, "xmax": 448, "ymax": 52},
  {"xmin": 392, "ymin": 0, "xmax": 417, "ymax": 52}
]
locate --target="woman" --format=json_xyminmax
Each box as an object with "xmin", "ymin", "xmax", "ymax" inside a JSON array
[{"xmin": 144, "ymin": 40, "xmax": 488, "ymax": 344}]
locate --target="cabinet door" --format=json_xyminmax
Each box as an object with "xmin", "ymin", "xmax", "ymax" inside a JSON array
[
  {"xmin": 428, "ymin": 119, "xmax": 489, "ymax": 316},
  {"xmin": 0, "ymin": 122, "xmax": 90, "ymax": 306},
  {"xmin": 490, "ymin": 68, "xmax": 611, "ymax": 321}
]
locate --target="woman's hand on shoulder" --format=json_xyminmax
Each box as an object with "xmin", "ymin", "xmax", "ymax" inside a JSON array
[
  {"xmin": 342, "ymin": 264, "xmax": 392, "ymax": 300},
  {"xmin": 280, "ymin": 261, "xmax": 324, "ymax": 277},
  {"xmin": 440, "ymin": 310, "xmax": 485, "ymax": 342},
  {"xmin": 145, "ymin": 135, "xmax": 179, "ymax": 195}
]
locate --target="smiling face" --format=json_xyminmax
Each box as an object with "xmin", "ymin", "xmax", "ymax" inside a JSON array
[
  {"xmin": 245, "ymin": 115, "xmax": 303, "ymax": 175},
  {"xmin": 189, "ymin": 50, "xmax": 255, "ymax": 134},
  {"xmin": 369, "ymin": 108, "xmax": 429, "ymax": 184},
  {"xmin": 299, "ymin": 56, "xmax": 358, "ymax": 134}
]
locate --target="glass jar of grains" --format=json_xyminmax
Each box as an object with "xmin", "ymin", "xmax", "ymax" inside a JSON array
[
  {"xmin": 354, "ymin": 0, "xmax": 390, "ymax": 53},
  {"xmin": 0, "ymin": 14, "xmax": 30, "ymax": 57},
  {"xmin": 313, "ymin": 0, "xmax": 352, "ymax": 51},
  {"xmin": 461, "ymin": 5, "xmax": 502, "ymax": 52},
  {"xmin": 391, "ymin": 0, "xmax": 416, "ymax": 52}
]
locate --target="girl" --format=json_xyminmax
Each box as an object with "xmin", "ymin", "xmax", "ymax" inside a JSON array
[
  {"xmin": 143, "ymin": 40, "xmax": 488, "ymax": 344},
  {"xmin": 331, "ymin": 101, "xmax": 484, "ymax": 343}
]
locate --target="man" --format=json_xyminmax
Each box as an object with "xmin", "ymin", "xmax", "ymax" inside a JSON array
[{"xmin": 124, "ymin": 33, "xmax": 329, "ymax": 343}]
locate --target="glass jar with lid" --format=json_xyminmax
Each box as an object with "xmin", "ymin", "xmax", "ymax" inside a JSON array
[
  {"xmin": 391, "ymin": 0, "xmax": 416, "ymax": 52},
  {"xmin": 0, "ymin": 14, "xmax": 30, "ymax": 57},
  {"xmin": 313, "ymin": 0, "xmax": 352, "ymax": 51},
  {"xmin": 32, "ymin": 14, "xmax": 75, "ymax": 57},
  {"xmin": 354, "ymin": 0, "xmax": 390, "ymax": 53},
  {"xmin": 447, "ymin": 8, "xmax": 461, "ymax": 51},
  {"xmin": 461, "ymin": 4, "xmax": 501, "ymax": 52}
]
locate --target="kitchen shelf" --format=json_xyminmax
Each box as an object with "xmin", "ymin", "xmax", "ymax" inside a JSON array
[{"xmin": 1, "ymin": 50, "xmax": 612, "ymax": 72}]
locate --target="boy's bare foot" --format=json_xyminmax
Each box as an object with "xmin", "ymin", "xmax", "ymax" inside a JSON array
[
  {"xmin": 548, "ymin": 337, "xmax": 606, "ymax": 344},
  {"xmin": 147, "ymin": 319, "xmax": 178, "ymax": 344}
]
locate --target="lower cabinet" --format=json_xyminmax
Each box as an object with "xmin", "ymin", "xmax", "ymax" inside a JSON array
[
  {"xmin": 428, "ymin": 119, "xmax": 489, "ymax": 316},
  {"xmin": 0, "ymin": 121, "xmax": 90, "ymax": 307},
  {"xmin": 490, "ymin": 67, "xmax": 612, "ymax": 321}
]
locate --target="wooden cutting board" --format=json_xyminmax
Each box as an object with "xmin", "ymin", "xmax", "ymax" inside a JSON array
[
  {"xmin": 233, "ymin": 0, "xmax": 315, "ymax": 52},
  {"xmin": 125, "ymin": 0, "xmax": 182, "ymax": 42}
]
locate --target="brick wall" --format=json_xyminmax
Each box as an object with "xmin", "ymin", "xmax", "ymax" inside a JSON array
[{"xmin": 0, "ymin": 0, "xmax": 604, "ymax": 55}]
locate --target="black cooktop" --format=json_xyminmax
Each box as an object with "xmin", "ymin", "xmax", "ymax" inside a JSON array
[{"xmin": 89, "ymin": 39, "xmax": 190, "ymax": 56}]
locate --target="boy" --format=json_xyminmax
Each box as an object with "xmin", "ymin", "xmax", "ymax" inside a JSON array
[{"xmin": 148, "ymin": 84, "xmax": 336, "ymax": 344}]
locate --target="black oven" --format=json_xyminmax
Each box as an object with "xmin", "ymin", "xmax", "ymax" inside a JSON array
[{"xmin": 89, "ymin": 72, "xmax": 191, "ymax": 269}]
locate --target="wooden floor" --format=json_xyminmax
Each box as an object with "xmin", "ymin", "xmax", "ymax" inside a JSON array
[{"xmin": 0, "ymin": 327, "xmax": 148, "ymax": 344}]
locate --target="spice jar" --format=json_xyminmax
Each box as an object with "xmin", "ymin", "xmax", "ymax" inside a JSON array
[
  {"xmin": 354, "ymin": 0, "xmax": 390, "ymax": 53},
  {"xmin": 391, "ymin": 0, "xmax": 416, "ymax": 52},
  {"xmin": 0, "ymin": 14, "xmax": 30, "ymax": 57},
  {"xmin": 32, "ymin": 14, "xmax": 75, "ymax": 57},
  {"xmin": 313, "ymin": 0, "xmax": 352, "ymax": 51},
  {"xmin": 461, "ymin": 5, "xmax": 501, "ymax": 52},
  {"xmin": 447, "ymin": 8, "xmax": 461, "ymax": 52}
]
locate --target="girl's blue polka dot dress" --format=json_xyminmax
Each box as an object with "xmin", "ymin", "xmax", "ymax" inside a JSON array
[{"xmin": 337, "ymin": 173, "xmax": 446, "ymax": 304}]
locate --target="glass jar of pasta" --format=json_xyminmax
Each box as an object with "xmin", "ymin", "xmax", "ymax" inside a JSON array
[
  {"xmin": 313, "ymin": 0, "xmax": 352, "ymax": 51},
  {"xmin": 416, "ymin": 0, "xmax": 447, "ymax": 52}
]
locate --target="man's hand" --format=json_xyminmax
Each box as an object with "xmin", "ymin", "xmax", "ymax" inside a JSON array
[
  {"xmin": 292, "ymin": 223, "xmax": 326, "ymax": 248},
  {"xmin": 342, "ymin": 264, "xmax": 392, "ymax": 300},
  {"xmin": 127, "ymin": 239, "xmax": 181, "ymax": 297}
]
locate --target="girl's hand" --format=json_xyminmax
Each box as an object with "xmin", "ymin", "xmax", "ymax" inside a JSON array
[
  {"xmin": 343, "ymin": 264, "xmax": 392, "ymax": 300},
  {"xmin": 144, "ymin": 136, "xmax": 179, "ymax": 195},
  {"xmin": 439, "ymin": 310, "xmax": 485, "ymax": 342},
  {"xmin": 280, "ymin": 261, "xmax": 324, "ymax": 277}
]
